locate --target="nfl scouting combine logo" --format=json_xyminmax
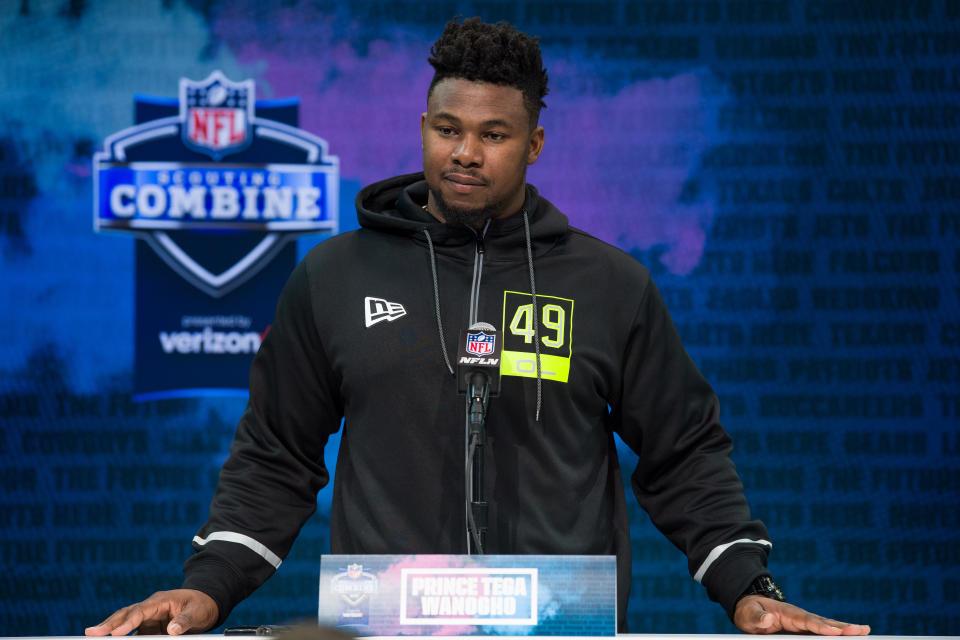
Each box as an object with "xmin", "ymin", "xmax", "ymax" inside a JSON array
[
  {"xmin": 331, "ymin": 563, "xmax": 379, "ymax": 626},
  {"xmin": 93, "ymin": 70, "xmax": 338, "ymax": 298},
  {"xmin": 92, "ymin": 71, "xmax": 338, "ymax": 399}
]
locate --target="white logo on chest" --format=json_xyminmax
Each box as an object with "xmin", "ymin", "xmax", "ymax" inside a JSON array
[{"xmin": 364, "ymin": 296, "xmax": 407, "ymax": 328}]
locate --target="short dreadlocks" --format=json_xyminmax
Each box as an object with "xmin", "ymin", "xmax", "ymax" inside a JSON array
[{"xmin": 427, "ymin": 17, "xmax": 549, "ymax": 128}]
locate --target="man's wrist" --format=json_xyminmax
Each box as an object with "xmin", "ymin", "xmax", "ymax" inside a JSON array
[{"xmin": 737, "ymin": 575, "xmax": 785, "ymax": 604}]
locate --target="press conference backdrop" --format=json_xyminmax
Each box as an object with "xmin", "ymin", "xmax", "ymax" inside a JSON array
[{"xmin": 2, "ymin": 0, "xmax": 959, "ymax": 635}]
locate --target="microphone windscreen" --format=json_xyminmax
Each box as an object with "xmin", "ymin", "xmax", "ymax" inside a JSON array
[{"xmin": 457, "ymin": 323, "xmax": 502, "ymax": 395}]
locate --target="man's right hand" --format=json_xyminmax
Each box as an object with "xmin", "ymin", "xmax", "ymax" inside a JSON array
[{"xmin": 84, "ymin": 589, "xmax": 219, "ymax": 636}]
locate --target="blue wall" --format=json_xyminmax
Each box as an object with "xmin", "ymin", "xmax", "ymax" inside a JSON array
[{"xmin": 1, "ymin": 0, "xmax": 959, "ymax": 635}]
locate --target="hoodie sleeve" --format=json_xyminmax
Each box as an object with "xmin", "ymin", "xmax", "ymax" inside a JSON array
[
  {"xmin": 181, "ymin": 258, "xmax": 343, "ymax": 626},
  {"xmin": 612, "ymin": 276, "xmax": 771, "ymax": 621}
]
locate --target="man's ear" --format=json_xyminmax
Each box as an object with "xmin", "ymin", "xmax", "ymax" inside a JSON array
[{"xmin": 527, "ymin": 126, "xmax": 545, "ymax": 165}]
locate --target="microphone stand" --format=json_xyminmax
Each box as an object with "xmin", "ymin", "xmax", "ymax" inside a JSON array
[{"xmin": 466, "ymin": 372, "xmax": 489, "ymax": 554}]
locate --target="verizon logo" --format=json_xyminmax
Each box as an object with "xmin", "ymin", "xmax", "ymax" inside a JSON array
[{"xmin": 159, "ymin": 327, "xmax": 262, "ymax": 354}]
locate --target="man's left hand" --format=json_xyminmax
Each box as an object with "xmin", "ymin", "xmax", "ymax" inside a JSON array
[{"xmin": 734, "ymin": 595, "xmax": 871, "ymax": 635}]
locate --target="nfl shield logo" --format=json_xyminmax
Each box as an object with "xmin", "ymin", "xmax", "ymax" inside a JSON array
[
  {"xmin": 179, "ymin": 70, "xmax": 254, "ymax": 159},
  {"xmin": 466, "ymin": 331, "xmax": 495, "ymax": 356},
  {"xmin": 347, "ymin": 563, "xmax": 363, "ymax": 579}
]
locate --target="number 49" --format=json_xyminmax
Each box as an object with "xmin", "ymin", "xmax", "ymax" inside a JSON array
[{"xmin": 508, "ymin": 303, "xmax": 566, "ymax": 348}]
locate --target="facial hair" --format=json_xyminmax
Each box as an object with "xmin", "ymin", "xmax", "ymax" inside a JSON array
[
  {"xmin": 429, "ymin": 186, "xmax": 501, "ymax": 227},
  {"xmin": 428, "ymin": 168, "xmax": 528, "ymax": 228}
]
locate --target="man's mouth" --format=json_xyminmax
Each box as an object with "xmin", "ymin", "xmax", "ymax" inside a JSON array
[{"xmin": 444, "ymin": 172, "xmax": 486, "ymax": 194}]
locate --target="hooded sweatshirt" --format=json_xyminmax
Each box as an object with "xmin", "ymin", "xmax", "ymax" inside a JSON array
[{"xmin": 182, "ymin": 173, "xmax": 772, "ymax": 629}]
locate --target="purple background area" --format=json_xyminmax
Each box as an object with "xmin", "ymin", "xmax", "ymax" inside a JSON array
[{"xmin": 212, "ymin": 3, "xmax": 716, "ymax": 272}]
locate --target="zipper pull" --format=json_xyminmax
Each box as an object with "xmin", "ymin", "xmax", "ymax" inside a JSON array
[{"xmin": 475, "ymin": 219, "xmax": 490, "ymax": 256}]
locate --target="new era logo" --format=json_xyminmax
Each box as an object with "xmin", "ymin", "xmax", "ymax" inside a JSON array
[{"xmin": 364, "ymin": 297, "xmax": 406, "ymax": 328}]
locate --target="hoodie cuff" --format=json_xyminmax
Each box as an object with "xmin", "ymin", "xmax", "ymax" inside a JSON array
[
  {"xmin": 699, "ymin": 545, "xmax": 771, "ymax": 621},
  {"xmin": 182, "ymin": 554, "xmax": 251, "ymax": 628}
]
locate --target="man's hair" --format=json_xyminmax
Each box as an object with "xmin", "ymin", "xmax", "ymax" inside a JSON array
[{"xmin": 427, "ymin": 17, "xmax": 549, "ymax": 127}]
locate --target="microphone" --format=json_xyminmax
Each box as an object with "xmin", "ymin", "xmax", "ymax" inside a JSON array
[
  {"xmin": 457, "ymin": 322, "xmax": 501, "ymax": 555},
  {"xmin": 457, "ymin": 322, "xmax": 502, "ymax": 397}
]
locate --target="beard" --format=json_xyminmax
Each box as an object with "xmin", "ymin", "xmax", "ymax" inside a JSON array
[
  {"xmin": 428, "ymin": 166, "xmax": 527, "ymax": 228},
  {"xmin": 429, "ymin": 186, "xmax": 502, "ymax": 228}
]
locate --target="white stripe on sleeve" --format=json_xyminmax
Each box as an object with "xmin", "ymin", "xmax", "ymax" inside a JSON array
[
  {"xmin": 193, "ymin": 531, "xmax": 283, "ymax": 569},
  {"xmin": 693, "ymin": 538, "xmax": 772, "ymax": 583}
]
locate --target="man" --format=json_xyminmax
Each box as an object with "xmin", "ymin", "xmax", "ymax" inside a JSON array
[{"xmin": 87, "ymin": 18, "xmax": 869, "ymax": 636}]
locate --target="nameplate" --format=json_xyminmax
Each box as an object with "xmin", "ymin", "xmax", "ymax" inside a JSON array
[{"xmin": 317, "ymin": 554, "xmax": 616, "ymax": 636}]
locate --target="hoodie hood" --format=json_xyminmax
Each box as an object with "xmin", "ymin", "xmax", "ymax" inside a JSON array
[{"xmin": 356, "ymin": 172, "xmax": 569, "ymax": 261}]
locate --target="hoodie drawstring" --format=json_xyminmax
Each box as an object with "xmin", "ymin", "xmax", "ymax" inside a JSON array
[
  {"xmin": 522, "ymin": 209, "xmax": 543, "ymax": 423},
  {"xmin": 423, "ymin": 228, "xmax": 455, "ymax": 375},
  {"xmin": 424, "ymin": 214, "xmax": 543, "ymax": 422}
]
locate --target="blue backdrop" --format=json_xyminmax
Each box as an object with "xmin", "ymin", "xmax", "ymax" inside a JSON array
[{"xmin": 1, "ymin": 0, "xmax": 959, "ymax": 635}]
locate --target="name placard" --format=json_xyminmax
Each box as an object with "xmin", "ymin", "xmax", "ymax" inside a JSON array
[{"xmin": 318, "ymin": 554, "xmax": 616, "ymax": 636}]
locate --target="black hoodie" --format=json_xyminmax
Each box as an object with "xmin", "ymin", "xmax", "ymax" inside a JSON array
[{"xmin": 183, "ymin": 173, "xmax": 772, "ymax": 629}]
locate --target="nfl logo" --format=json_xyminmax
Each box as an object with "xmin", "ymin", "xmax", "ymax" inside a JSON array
[
  {"xmin": 347, "ymin": 563, "xmax": 364, "ymax": 579},
  {"xmin": 179, "ymin": 70, "xmax": 254, "ymax": 159},
  {"xmin": 466, "ymin": 331, "xmax": 495, "ymax": 356}
]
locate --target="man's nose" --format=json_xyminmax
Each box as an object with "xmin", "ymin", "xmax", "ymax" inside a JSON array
[{"xmin": 452, "ymin": 134, "xmax": 482, "ymax": 167}]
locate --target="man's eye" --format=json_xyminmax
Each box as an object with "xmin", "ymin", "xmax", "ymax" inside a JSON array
[
  {"xmin": 437, "ymin": 127, "xmax": 456, "ymax": 136},
  {"xmin": 486, "ymin": 133, "xmax": 506, "ymax": 141}
]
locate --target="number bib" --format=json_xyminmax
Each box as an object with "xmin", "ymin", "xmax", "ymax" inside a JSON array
[{"xmin": 500, "ymin": 291, "xmax": 574, "ymax": 383}]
